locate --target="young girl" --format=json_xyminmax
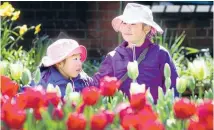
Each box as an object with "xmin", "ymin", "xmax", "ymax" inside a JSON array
[
  {"xmin": 92, "ymin": 3, "xmax": 179, "ymax": 103},
  {"xmin": 39, "ymin": 39, "xmax": 91, "ymax": 97}
]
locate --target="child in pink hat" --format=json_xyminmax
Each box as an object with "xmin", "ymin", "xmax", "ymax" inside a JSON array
[{"xmin": 38, "ymin": 39, "xmax": 92, "ymax": 97}]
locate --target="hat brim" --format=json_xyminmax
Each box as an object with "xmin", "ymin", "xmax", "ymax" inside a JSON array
[
  {"xmin": 42, "ymin": 45, "xmax": 87, "ymax": 67},
  {"xmin": 112, "ymin": 15, "xmax": 163, "ymax": 34}
]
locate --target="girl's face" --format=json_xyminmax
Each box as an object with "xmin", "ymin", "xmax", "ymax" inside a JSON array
[
  {"xmin": 120, "ymin": 22, "xmax": 151, "ymax": 45},
  {"xmin": 57, "ymin": 54, "xmax": 82, "ymax": 79}
]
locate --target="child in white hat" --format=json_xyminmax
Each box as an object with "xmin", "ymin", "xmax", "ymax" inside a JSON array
[
  {"xmin": 92, "ymin": 3, "xmax": 179, "ymax": 103},
  {"xmin": 39, "ymin": 39, "xmax": 91, "ymax": 97}
]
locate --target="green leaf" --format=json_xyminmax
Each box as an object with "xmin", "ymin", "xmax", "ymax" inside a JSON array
[
  {"xmin": 185, "ymin": 47, "xmax": 200, "ymax": 55},
  {"xmin": 171, "ymin": 32, "xmax": 186, "ymax": 54},
  {"xmin": 34, "ymin": 68, "xmax": 41, "ymax": 84},
  {"xmin": 158, "ymin": 86, "xmax": 165, "ymax": 101},
  {"xmin": 24, "ymin": 109, "xmax": 36, "ymax": 130}
]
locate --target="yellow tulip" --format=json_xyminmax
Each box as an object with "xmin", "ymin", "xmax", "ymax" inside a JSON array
[
  {"xmin": 19, "ymin": 25, "xmax": 27, "ymax": 36},
  {"xmin": 34, "ymin": 24, "xmax": 41, "ymax": 34},
  {"xmin": 11, "ymin": 10, "xmax": 20, "ymax": 21},
  {"xmin": 0, "ymin": 2, "xmax": 14, "ymax": 17}
]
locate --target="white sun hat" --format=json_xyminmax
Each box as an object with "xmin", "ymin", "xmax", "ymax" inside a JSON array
[{"xmin": 112, "ymin": 3, "xmax": 163, "ymax": 34}]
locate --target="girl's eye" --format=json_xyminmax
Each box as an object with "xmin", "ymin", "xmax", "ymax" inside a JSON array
[
  {"xmin": 73, "ymin": 57, "xmax": 81, "ymax": 61},
  {"xmin": 73, "ymin": 57, "xmax": 78, "ymax": 60},
  {"xmin": 122, "ymin": 22, "xmax": 127, "ymax": 25},
  {"xmin": 131, "ymin": 24, "xmax": 136, "ymax": 25}
]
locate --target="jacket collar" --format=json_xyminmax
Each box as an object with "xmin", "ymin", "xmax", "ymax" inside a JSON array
[
  {"xmin": 115, "ymin": 37, "xmax": 152, "ymax": 56},
  {"xmin": 49, "ymin": 66, "xmax": 81, "ymax": 83}
]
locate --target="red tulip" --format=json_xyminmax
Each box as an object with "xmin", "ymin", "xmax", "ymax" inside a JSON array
[
  {"xmin": 52, "ymin": 107, "xmax": 64, "ymax": 120},
  {"xmin": 100, "ymin": 76, "xmax": 121, "ymax": 96},
  {"xmin": 3, "ymin": 101, "xmax": 26, "ymax": 129},
  {"xmin": 44, "ymin": 92, "xmax": 61, "ymax": 107},
  {"xmin": 16, "ymin": 87, "xmax": 45, "ymax": 109},
  {"xmin": 140, "ymin": 120, "xmax": 165, "ymax": 130},
  {"xmin": 34, "ymin": 107, "xmax": 47, "ymax": 120},
  {"xmin": 103, "ymin": 110, "xmax": 115, "ymax": 124},
  {"xmin": 91, "ymin": 112, "xmax": 108, "ymax": 130},
  {"xmin": 82, "ymin": 86, "xmax": 100, "ymax": 106},
  {"xmin": 197, "ymin": 100, "xmax": 213, "ymax": 130},
  {"xmin": 115, "ymin": 102, "xmax": 133, "ymax": 120},
  {"xmin": 173, "ymin": 98, "xmax": 196, "ymax": 120},
  {"xmin": 1, "ymin": 75, "xmax": 19, "ymax": 97},
  {"xmin": 66, "ymin": 113, "xmax": 86, "ymax": 130},
  {"xmin": 188, "ymin": 120, "xmax": 206, "ymax": 130},
  {"xmin": 130, "ymin": 93, "xmax": 146, "ymax": 111},
  {"xmin": 138, "ymin": 108, "xmax": 158, "ymax": 125},
  {"xmin": 121, "ymin": 114, "xmax": 139, "ymax": 130},
  {"xmin": 76, "ymin": 103, "xmax": 86, "ymax": 114}
]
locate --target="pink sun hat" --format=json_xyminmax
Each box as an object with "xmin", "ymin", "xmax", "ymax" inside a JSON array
[
  {"xmin": 112, "ymin": 3, "xmax": 163, "ymax": 34},
  {"xmin": 42, "ymin": 39, "xmax": 87, "ymax": 67}
]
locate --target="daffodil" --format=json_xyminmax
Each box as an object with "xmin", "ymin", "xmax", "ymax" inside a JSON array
[
  {"xmin": 0, "ymin": 2, "xmax": 14, "ymax": 17},
  {"xmin": 34, "ymin": 24, "xmax": 41, "ymax": 34},
  {"xmin": 19, "ymin": 25, "xmax": 27, "ymax": 36},
  {"xmin": 11, "ymin": 10, "xmax": 20, "ymax": 21}
]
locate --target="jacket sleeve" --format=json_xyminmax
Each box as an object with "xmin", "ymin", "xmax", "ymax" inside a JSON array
[
  {"xmin": 89, "ymin": 53, "xmax": 114, "ymax": 87},
  {"xmin": 159, "ymin": 50, "xmax": 179, "ymax": 97}
]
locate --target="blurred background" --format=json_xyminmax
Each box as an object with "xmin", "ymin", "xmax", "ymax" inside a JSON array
[{"xmin": 8, "ymin": 1, "xmax": 213, "ymax": 59}]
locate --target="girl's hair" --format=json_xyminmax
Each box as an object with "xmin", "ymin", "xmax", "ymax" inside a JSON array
[
  {"xmin": 40, "ymin": 59, "xmax": 67, "ymax": 72},
  {"xmin": 142, "ymin": 23, "xmax": 157, "ymax": 40},
  {"xmin": 40, "ymin": 63, "xmax": 49, "ymax": 72}
]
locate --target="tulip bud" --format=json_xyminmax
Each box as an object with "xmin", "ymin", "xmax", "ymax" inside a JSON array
[
  {"xmin": 55, "ymin": 85, "xmax": 61, "ymax": 97},
  {"xmin": 21, "ymin": 68, "xmax": 32, "ymax": 85},
  {"xmin": 10, "ymin": 62, "xmax": 24, "ymax": 80},
  {"xmin": 34, "ymin": 68, "xmax": 41, "ymax": 84},
  {"xmin": 158, "ymin": 86, "xmax": 164, "ymax": 101},
  {"xmin": 46, "ymin": 84, "xmax": 55, "ymax": 93},
  {"xmin": 129, "ymin": 82, "xmax": 145, "ymax": 95},
  {"xmin": 0, "ymin": 61, "xmax": 9, "ymax": 75},
  {"xmin": 146, "ymin": 88, "xmax": 154, "ymax": 104},
  {"xmin": 65, "ymin": 83, "xmax": 74, "ymax": 96},
  {"xmin": 193, "ymin": 59, "xmax": 207, "ymax": 80},
  {"xmin": 189, "ymin": 59, "xmax": 207, "ymax": 81},
  {"xmin": 164, "ymin": 63, "xmax": 171, "ymax": 78},
  {"xmin": 166, "ymin": 118, "xmax": 176, "ymax": 127},
  {"xmin": 65, "ymin": 92, "xmax": 81, "ymax": 103},
  {"xmin": 127, "ymin": 61, "xmax": 139, "ymax": 80},
  {"xmin": 165, "ymin": 77, "xmax": 171, "ymax": 90},
  {"xmin": 176, "ymin": 77, "xmax": 187, "ymax": 94},
  {"xmin": 186, "ymin": 76, "xmax": 196, "ymax": 91}
]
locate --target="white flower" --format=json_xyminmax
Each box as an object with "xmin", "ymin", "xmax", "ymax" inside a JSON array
[
  {"xmin": 130, "ymin": 82, "xmax": 145, "ymax": 95},
  {"xmin": 64, "ymin": 92, "xmax": 80, "ymax": 103},
  {"xmin": 46, "ymin": 83, "xmax": 56, "ymax": 93},
  {"xmin": 46, "ymin": 84, "xmax": 61, "ymax": 97},
  {"xmin": 10, "ymin": 62, "xmax": 24, "ymax": 80}
]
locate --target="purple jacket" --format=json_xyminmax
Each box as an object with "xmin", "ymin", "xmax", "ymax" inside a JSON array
[
  {"xmin": 39, "ymin": 66, "xmax": 92, "ymax": 97},
  {"xmin": 92, "ymin": 38, "xmax": 179, "ymax": 102}
]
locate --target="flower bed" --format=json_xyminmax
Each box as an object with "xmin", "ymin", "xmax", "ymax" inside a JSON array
[{"xmin": 1, "ymin": 75, "xmax": 213, "ymax": 130}]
